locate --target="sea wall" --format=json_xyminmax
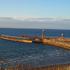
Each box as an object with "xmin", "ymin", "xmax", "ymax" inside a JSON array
[
  {"xmin": 56, "ymin": 38, "xmax": 70, "ymax": 42},
  {"xmin": 43, "ymin": 39, "xmax": 70, "ymax": 49},
  {"xmin": 1, "ymin": 36, "xmax": 32, "ymax": 43}
]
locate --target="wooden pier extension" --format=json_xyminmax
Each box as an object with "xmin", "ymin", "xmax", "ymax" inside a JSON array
[{"xmin": 1, "ymin": 34, "xmax": 32, "ymax": 43}]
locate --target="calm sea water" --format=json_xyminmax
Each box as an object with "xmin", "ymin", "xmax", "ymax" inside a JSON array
[{"xmin": 0, "ymin": 28, "xmax": 70, "ymax": 67}]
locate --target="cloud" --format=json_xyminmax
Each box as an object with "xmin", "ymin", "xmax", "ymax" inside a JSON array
[
  {"xmin": 0, "ymin": 17, "xmax": 70, "ymax": 23},
  {"xmin": 62, "ymin": 18, "xmax": 70, "ymax": 21},
  {"xmin": 37, "ymin": 18, "xmax": 53, "ymax": 20},
  {"xmin": 18, "ymin": 18, "xmax": 54, "ymax": 22},
  {"xmin": 0, "ymin": 17, "xmax": 14, "ymax": 21},
  {"xmin": 1, "ymin": 16, "xmax": 69, "ymax": 23},
  {"xmin": 0, "ymin": 17, "xmax": 13, "ymax": 19},
  {"xmin": 1, "ymin": 16, "xmax": 70, "ymax": 22},
  {"xmin": 0, "ymin": 17, "xmax": 13, "ymax": 20},
  {"xmin": 0, "ymin": 17, "xmax": 70, "ymax": 29},
  {"xmin": 57, "ymin": 18, "xmax": 70, "ymax": 22}
]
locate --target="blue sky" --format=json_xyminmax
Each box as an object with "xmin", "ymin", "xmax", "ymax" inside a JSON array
[{"xmin": 0, "ymin": 0, "xmax": 70, "ymax": 29}]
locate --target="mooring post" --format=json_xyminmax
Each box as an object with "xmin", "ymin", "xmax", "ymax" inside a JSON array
[
  {"xmin": 42, "ymin": 30, "xmax": 44, "ymax": 39},
  {"xmin": 1, "ymin": 33, "xmax": 3, "ymax": 36},
  {"xmin": 61, "ymin": 33, "xmax": 63, "ymax": 38},
  {"xmin": 21, "ymin": 33, "xmax": 23, "ymax": 37}
]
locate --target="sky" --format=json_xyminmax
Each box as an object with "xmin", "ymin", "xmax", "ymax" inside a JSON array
[{"xmin": 0, "ymin": 0, "xmax": 70, "ymax": 29}]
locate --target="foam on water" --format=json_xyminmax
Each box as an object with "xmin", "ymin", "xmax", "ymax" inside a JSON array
[{"xmin": 0, "ymin": 28, "xmax": 70, "ymax": 67}]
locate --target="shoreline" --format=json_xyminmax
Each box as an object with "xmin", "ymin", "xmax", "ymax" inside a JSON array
[
  {"xmin": 34, "ymin": 63, "xmax": 70, "ymax": 70},
  {"xmin": 0, "ymin": 59, "xmax": 70, "ymax": 70}
]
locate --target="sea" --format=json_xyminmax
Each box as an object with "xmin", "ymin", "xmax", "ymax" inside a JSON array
[{"xmin": 0, "ymin": 28, "xmax": 70, "ymax": 67}]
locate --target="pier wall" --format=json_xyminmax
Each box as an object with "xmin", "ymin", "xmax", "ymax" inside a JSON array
[
  {"xmin": 43, "ymin": 39, "xmax": 70, "ymax": 49},
  {"xmin": 56, "ymin": 38, "xmax": 70, "ymax": 42},
  {"xmin": 1, "ymin": 36, "xmax": 32, "ymax": 43}
]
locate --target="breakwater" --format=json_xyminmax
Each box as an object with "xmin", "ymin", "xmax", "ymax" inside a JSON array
[
  {"xmin": 43, "ymin": 39, "xmax": 70, "ymax": 49},
  {"xmin": 21, "ymin": 30, "xmax": 70, "ymax": 50},
  {"xmin": 1, "ymin": 30, "xmax": 70, "ymax": 49},
  {"xmin": 1, "ymin": 34, "xmax": 32, "ymax": 43}
]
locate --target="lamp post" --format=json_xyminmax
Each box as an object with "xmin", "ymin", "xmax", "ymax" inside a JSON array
[
  {"xmin": 61, "ymin": 33, "xmax": 63, "ymax": 38},
  {"xmin": 42, "ymin": 30, "xmax": 44, "ymax": 39}
]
